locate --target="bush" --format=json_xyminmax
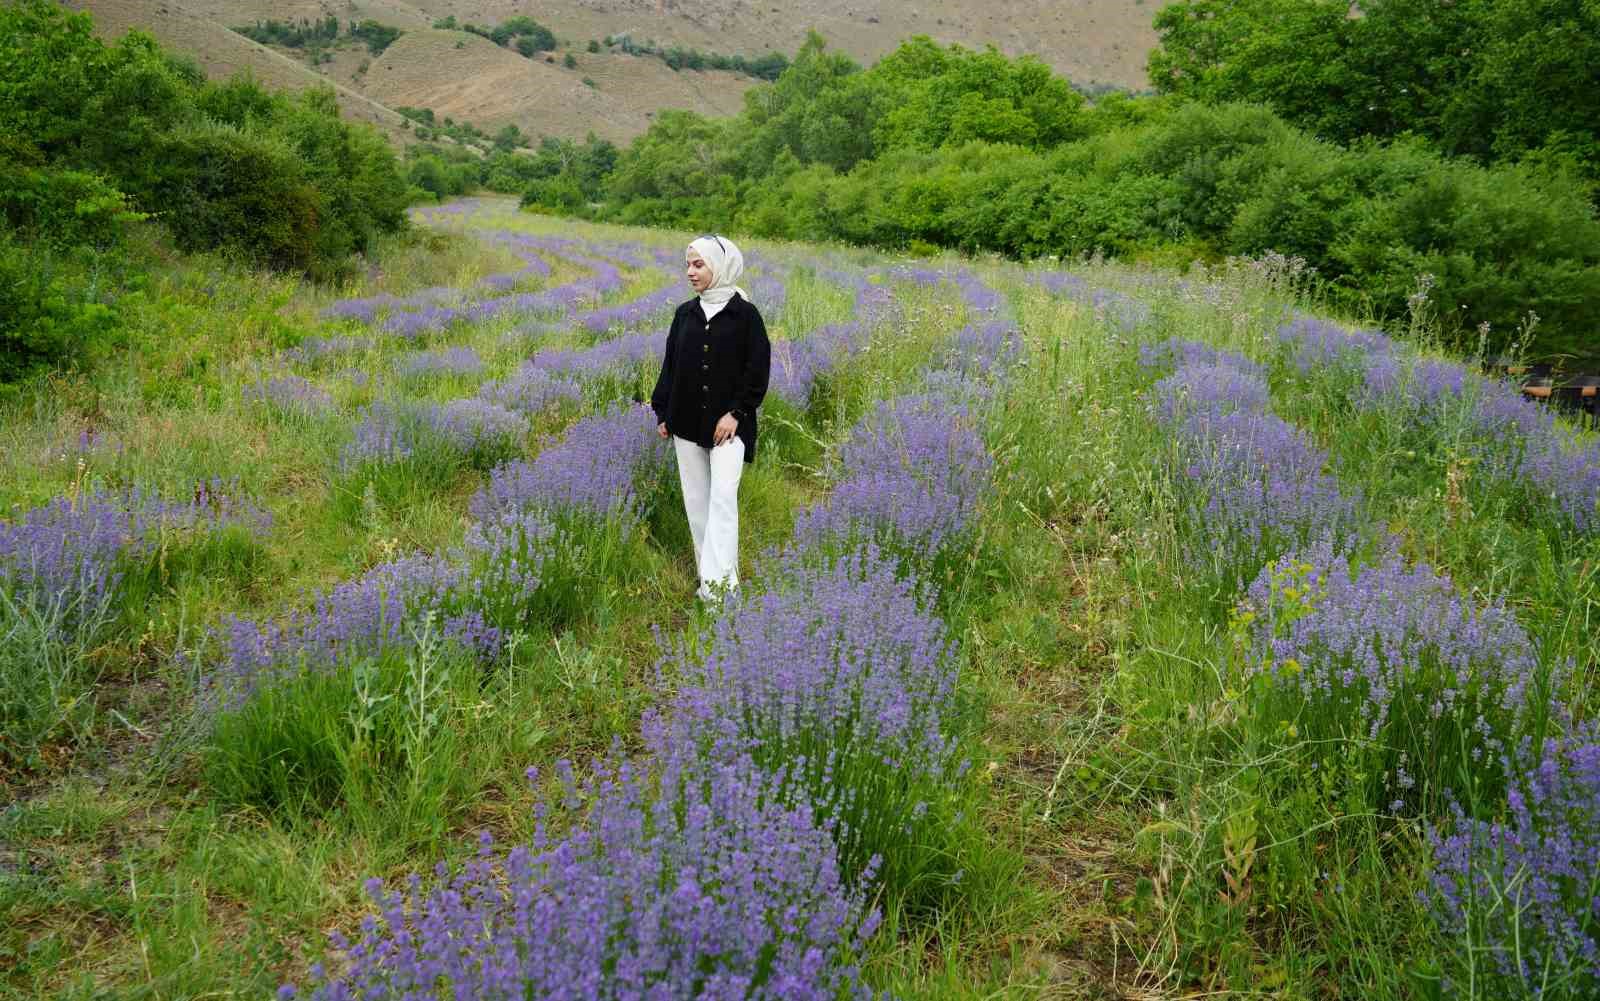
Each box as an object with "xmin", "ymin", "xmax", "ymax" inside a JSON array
[{"xmin": 0, "ymin": 237, "xmax": 123, "ymax": 381}]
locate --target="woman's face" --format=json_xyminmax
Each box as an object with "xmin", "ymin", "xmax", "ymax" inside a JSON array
[{"xmin": 686, "ymin": 253, "xmax": 713, "ymax": 293}]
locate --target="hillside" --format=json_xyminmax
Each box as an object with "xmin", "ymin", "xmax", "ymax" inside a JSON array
[
  {"xmin": 65, "ymin": 0, "xmax": 418, "ymax": 144},
  {"xmin": 70, "ymin": 0, "xmax": 1156, "ymax": 146}
]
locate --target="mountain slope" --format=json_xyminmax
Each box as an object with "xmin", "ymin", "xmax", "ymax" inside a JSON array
[{"xmin": 72, "ymin": 0, "xmax": 1158, "ymax": 146}]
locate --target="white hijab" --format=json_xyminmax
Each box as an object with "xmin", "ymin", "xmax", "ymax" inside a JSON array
[{"xmin": 688, "ymin": 235, "xmax": 748, "ymax": 321}]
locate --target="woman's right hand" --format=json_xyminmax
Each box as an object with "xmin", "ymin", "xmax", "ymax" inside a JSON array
[{"xmin": 657, "ymin": 422, "xmax": 669, "ymax": 439}]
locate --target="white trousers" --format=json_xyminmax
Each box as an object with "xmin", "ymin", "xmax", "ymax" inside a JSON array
[{"xmin": 673, "ymin": 435, "xmax": 744, "ymax": 599}]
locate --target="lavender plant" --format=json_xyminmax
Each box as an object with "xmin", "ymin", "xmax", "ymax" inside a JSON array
[
  {"xmin": 793, "ymin": 394, "xmax": 994, "ymax": 571},
  {"xmin": 648, "ymin": 544, "xmax": 964, "ymax": 891},
  {"xmin": 477, "ymin": 364, "xmax": 584, "ymax": 419},
  {"xmin": 1151, "ymin": 362, "xmax": 1363, "ymax": 594},
  {"xmin": 1235, "ymin": 539, "xmax": 1561, "ymax": 812},
  {"xmin": 1428, "ymin": 735, "xmax": 1600, "ymax": 1000},
  {"xmin": 210, "ymin": 553, "xmax": 499, "ymax": 706},
  {"xmin": 283, "ymin": 753, "xmax": 881, "ymax": 1000},
  {"xmin": 243, "ymin": 375, "xmax": 334, "ymax": 416},
  {"xmin": 397, "ymin": 346, "xmax": 484, "ymax": 380}
]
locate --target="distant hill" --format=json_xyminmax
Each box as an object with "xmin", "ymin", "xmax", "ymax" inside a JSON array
[{"xmin": 69, "ymin": 0, "xmax": 1157, "ymax": 146}]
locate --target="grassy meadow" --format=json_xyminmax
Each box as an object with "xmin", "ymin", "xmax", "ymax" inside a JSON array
[{"xmin": 2, "ymin": 196, "xmax": 1597, "ymax": 999}]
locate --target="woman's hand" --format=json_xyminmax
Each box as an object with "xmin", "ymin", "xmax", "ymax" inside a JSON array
[
  {"xmin": 713, "ymin": 412, "xmax": 738, "ymax": 446},
  {"xmin": 657, "ymin": 422, "xmax": 669, "ymax": 439}
]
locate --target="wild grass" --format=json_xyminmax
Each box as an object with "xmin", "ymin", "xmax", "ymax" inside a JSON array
[{"xmin": 2, "ymin": 198, "xmax": 1594, "ymax": 999}]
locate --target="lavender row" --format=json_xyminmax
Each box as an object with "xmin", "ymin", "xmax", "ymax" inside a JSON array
[
  {"xmin": 1145, "ymin": 332, "xmax": 1590, "ymax": 991},
  {"xmin": 1278, "ymin": 315, "xmax": 1600, "ymax": 534},
  {"xmin": 1033, "ymin": 271, "xmax": 1152, "ymax": 332},
  {"xmin": 1, "ymin": 482, "xmax": 270, "ymax": 635},
  {"xmin": 769, "ymin": 273, "xmax": 894, "ymax": 406},
  {"xmin": 217, "ymin": 403, "xmax": 670, "ymax": 702},
  {"xmin": 287, "ymin": 274, "xmax": 1016, "ymax": 998},
  {"xmin": 1140, "ymin": 337, "xmax": 1363, "ymax": 590}
]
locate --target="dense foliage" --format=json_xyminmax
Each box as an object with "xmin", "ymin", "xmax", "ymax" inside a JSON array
[
  {"xmin": 0, "ymin": 1, "xmax": 410, "ymax": 379},
  {"xmin": 559, "ymin": 33, "xmax": 1600, "ymax": 358},
  {"xmin": 433, "ymin": 15, "xmax": 557, "ymax": 56},
  {"xmin": 1148, "ymin": 0, "xmax": 1600, "ymax": 186},
  {"xmin": 234, "ymin": 17, "xmax": 404, "ymax": 58},
  {"xmin": 603, "ymin": 34, "xmax": 791, "ymax": 80}
]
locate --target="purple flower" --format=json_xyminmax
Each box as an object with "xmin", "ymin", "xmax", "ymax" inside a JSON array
[
  {"xmin": 478, "ymin": 364, "xmax": 584, "ymax": 417},
  {"xmin": 1152, "ymin": 360, "xmax": 1362, "ymax": 588},
  {"xmin": 287, "ymin": 754, "xmax": 880, "ymax": 1000},
  {"xmin": 1275, "ymin": 314, "xmax": 1394, "ymax": 375},
  {"xmin": 426, "ymin": 398, "xmax": 530, "ymax": 462},
  {"xmin": 647, "ymin": 544, "xmax": 960, "ymax": 878},
  {"xmin": 397, "ymin": 346, "xmax": 484, "ymax": 379},
  {"xmin": 244, "ymin": 376, "xmax": 334, "ymax": 415},
  {"xmin": 943, "ymin": 320, "xmax": 1022, "ymax": 378},
  {"xmin": 210, "ymin": 553, "xmax": 500, "ymax": 703},
  {"xmin": 1, "ymin": 484, "xmax": 269, "ymax": 633},
  {"xmin": 1140, "ymin": 337, "xmax": 1265, "ymax": 381},
  {"xmin": 338, "ymin": 402, "xmax": 414, "ymax": 471},
  {"xmin": 1151, "ymin": 362, "xmax": 1271, "ymax": 423},
  {"xmin": 794, "ymin": 394, "xmax": 993, "ymax": 564},
  {"xmin": 1428, "ymin": 734, "xmax": 1600, "ymax": 997},
  {"xmin": 1239, "ymin": 539, "xmax": 1557, "ymax": 810},
  {"xmin": 1034, "ymin": 273, "xmax": 1150, "ymax": 331},
  {"xmin": 469, "ymin": 404, "xmax": 669, "ymax": 534}
]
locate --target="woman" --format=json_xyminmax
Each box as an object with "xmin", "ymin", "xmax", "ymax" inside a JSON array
[{"xmin": 651, "ymin": 235, "xmax": 770, "ymax": 603}]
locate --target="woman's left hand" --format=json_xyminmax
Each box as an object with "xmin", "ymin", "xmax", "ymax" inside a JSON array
[{"xmin": 713, "ymin": 412, "xmax": 738, "ymax": 446}]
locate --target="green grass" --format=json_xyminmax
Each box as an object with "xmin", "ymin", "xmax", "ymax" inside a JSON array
[{"xmin": 2, "ymin": 196, "xmax": 1595, "ymax": 998}]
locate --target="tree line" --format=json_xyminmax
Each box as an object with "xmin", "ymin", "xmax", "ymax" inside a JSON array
[
  {"xmin": 531, "ymin": 22, "xmax": 1599, "ymax": 358},
  {"xmin": 0, "ymin": 1, "xmax": 412, "ymax": 380}
]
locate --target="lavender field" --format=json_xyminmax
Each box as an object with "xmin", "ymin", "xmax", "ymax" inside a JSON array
[{"xmin": 3, "ymin": 197, "xmax": 1598, "ymax": 999}]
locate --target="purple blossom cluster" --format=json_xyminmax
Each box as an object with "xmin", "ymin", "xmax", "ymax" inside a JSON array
[
  {"xmin": 576, "ymin": 282, "xmax": 682, "ymax": 336},
  {"xmin": 1276, "ymin": 318, "xmax": 1600, "ymax": 534},
  {"xmin": 641, "ymin": 544, "xmax": 964, "ymax": 885},
  {"xmin": 648, "ymin": 544, "xmax": 959, "ymax": 797},
  {"xmin": 428, "ymin": 399, "xmax": 530, "ymax": 460},
  {"xmin": 468, "ymin": 404, "xmax": 669, "ymax": 533},
  {"xmin": 338, "ymin": 402, "xmax": 414, "ymax": 470},
  {"xmin": 477, "ymin": 365, "xmax": 583, "ymax": 417},
  {"xmin": 396, "ymin": 346, "xmax": 484, "ymax": 379},
  {"xmin": 320, "ymin": 236, "xmax": 639, "ymax": 339},
  {"xmin": 793, "ymin": 393, "xmax": 994, "ymax": 563},
  {"xmin": 942, "ymin": 320, "xmax": 1022, "ymax": 378},
  {"xmin": 285, "ymin": 336, "xmax": 372, "ymax": 364},
  {"xmin": 1274, "ymin": 314, "xmax": 1394, "ymax": 375},
  {"xmin": 2, "ymin": 483, "xmax": 269, "ymax": 630},
  {"xmin": 1148, "ymin": 345, "xmax": 1362, "ymax": 585},
  {"xmin": 339, "ymin": 400, "xmax": 529, "ymax": 471},
  {"xmin": 769, "ymin": 322, "xmax": 868, "ymax": 405},
  {"xmin": 1033, "ymin": 272, "xmax": 1151, "ymax": 332},
  {"xmin": 1139, "ymin": 337, "xmax": 1265, "ymax": 382},
  {"xmin": 1428, "ymin": 735, "xmax": 1600, "ymax": 998},
  {"xmin": 527, "ymin": 331, "xmax": 664, "ymax": 383},
  {"xmin": 769, "ymin": 273, "xmax": 896, "ymax": 406},
  {"xmin": 244, "ymin": 376, "xmax": 335, "ymax": 415},
  {"xmin": 211, "ymin": 553, "xmax": 499, "ymax": 703},
  {"xmin": 1240, "ymin": 539, "xmax": 1552, "ymax": 808},
  {"xmin": 286, "ymin": 753, "xmax": 879, "ymax": 1001}
]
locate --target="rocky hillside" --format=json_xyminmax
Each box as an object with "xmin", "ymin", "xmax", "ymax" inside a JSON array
[{"xmin": 71, "ymin": 0, "xmax": 1156, "ymax": 146}]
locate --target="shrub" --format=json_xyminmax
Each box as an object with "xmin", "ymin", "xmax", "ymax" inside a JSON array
[
  {"xmin": 648, "ymin": 544, "xmax": 968, "ymax": 897},
  {"xmin": 1428, "ymin": 735, "xmax": 1600, "ymax": 1000},
  {"xmin": 0, "ymin": 237, "xmax": 123, "ymax": 381},
  {"xmin": 283, "ymin": 753, "xmax": 879, "ymax": 999},
  {"xmin": 1234, "ymin": 540, "xmax": 1561, "ymax": 813}
]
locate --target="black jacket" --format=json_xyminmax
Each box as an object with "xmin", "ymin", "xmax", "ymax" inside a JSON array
[{"xmin": 651, "ymin": 294, "xmax": 770, "ymax": 463}]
